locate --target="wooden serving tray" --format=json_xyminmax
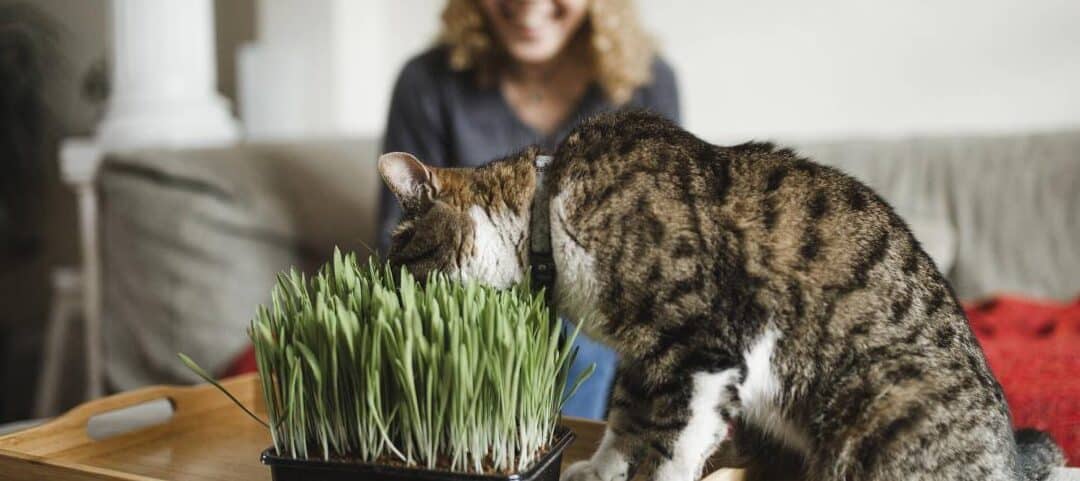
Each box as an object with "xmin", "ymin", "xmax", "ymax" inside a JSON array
[{"xmin": 0, "ymin": 374, "xmax": 743, "ymax": 481}]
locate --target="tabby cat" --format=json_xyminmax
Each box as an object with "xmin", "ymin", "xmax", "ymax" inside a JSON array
[{"xmin": 378, "ymin": 111, "xmax": 1064, "ymax": 481}]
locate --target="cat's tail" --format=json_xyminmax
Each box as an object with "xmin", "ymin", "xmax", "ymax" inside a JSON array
[{"xmin": 1015, "ymin": 428, "xmax": 1065, "ymax": 481}]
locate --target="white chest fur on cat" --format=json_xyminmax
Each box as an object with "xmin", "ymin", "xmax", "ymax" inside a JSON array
[
  {"xmin": 738, "ymin": 327, "xmax": 813, "ymax": 455},
  {"xmin": 461, "ymin": 205, "xmax": 526, "ymax": 289}
]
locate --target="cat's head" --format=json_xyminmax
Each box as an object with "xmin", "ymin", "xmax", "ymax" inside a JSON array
[{"xmin": 378, "ymin": 150, "xmax": 537, "ymax": 288}]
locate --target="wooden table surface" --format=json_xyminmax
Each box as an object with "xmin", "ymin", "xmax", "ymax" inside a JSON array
[
  {"xmin": 3, "ymin": 375, "xmax": 1077, "ymax": 481},
  {"xmin": 0, "ymin": 374, "xmax": 742, "ymax": 481}
]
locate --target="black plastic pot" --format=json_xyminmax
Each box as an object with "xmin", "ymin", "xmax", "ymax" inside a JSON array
[{"xmin": 261, "ymin": 426, "xmax": 575, "ymax": 481}]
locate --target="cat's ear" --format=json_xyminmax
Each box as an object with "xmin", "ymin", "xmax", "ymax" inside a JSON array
[{"xmin": 378, "ymin": 152, "xmax": 438, "ymax": 212}]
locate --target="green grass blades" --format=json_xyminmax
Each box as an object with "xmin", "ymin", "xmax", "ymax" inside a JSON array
[{"xmin": 218, "ymin": 247, "xmax": 590, "ymax": 473}]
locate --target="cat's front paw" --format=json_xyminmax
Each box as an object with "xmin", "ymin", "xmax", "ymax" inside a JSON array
[{"xmin": 562, "ymin": 460, "xmax": 627, "ymax": 481}]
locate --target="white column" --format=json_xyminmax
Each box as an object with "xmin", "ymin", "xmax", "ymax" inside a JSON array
[{"xmin": 98, "ymin": 0, "xmax": 238, "ymax": 149}]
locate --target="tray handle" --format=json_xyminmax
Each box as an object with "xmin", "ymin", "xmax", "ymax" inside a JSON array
[
  {"xmin": 73, "ymin": 374, "xmax": 257, "ymax": 426},
  {"xmin": 0, "ymin": 374, "xmax": 260, "ymax": 453}
]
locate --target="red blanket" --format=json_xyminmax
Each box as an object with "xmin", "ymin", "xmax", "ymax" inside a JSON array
[
  {"xmin": 224, "ymin": 295, "xmax": 1080, "ymax": 465},
  {"xmin": 965, "ymin": 295, "xmax": 1080, "ymax": 466}
]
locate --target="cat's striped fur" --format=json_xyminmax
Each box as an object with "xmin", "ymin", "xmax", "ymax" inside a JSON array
[{"xmin": 379, "ymin": 111, "xmax": 1063, "ymax": 481}]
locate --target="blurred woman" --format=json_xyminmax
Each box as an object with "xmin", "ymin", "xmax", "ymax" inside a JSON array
[{"xmin": 379, "ymin": 0, "xmax": 680, "ymax": 419}]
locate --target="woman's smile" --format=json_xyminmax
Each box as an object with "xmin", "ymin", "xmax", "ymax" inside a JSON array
[{"xmin": 482, "ymin": 0, "xmax": 588, "ymax": 64}]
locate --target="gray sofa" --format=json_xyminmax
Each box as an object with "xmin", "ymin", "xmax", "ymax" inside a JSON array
[{"xmin": 98, "ymin": 130, "xmax": 1080, "ymax": 390}]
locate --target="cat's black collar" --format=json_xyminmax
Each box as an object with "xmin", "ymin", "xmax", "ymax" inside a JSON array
[{"xmin": 529, "ymin": 155, "xmax": 556, "ymax": 297}]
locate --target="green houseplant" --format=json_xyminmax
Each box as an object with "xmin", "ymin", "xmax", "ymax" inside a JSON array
[{"xmin": 183, "ymin": 248, "xmax": 590, "ymax": 481}]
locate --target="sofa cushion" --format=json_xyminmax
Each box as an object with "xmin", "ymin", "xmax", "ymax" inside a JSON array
[{"xmin": 100, "ymin": 139, "xmax": 379, "ymax": 390}]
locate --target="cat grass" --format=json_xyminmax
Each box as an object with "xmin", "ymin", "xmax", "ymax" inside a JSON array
[{"xmin": 182, "ymin": 248, "xmax": 590, "ymax": 474}]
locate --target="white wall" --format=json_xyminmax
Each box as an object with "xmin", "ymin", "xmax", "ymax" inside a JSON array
[
  {"xmin": 243, "ymin": 0, "xmax": 440, "ymax": 139},
  {"xmin": 638, "ymin": 0, "xmax": 1080, "ymax": 142},
  {"xmin": 336, "ymin": 0, "xmax": 440, "ymax": 135},
  {"xmin": 246, "ymin": 0, "xmax": 1080, "ymax": 142}
]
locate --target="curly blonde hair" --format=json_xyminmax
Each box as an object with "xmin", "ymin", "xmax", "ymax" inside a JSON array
[{"xmin": 439, "ymin": 0, "xmax": 655, "ymax": 105}]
